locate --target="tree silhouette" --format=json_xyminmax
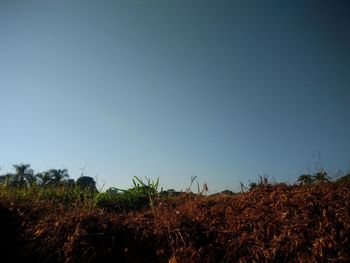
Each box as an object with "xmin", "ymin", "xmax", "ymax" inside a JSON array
[
  {"xmin": 297, "ymin": 174, "xmax": 314, "ymax": 185},
  {"xmin": 313, "ymin": 171, "xmax": 329, "ymax": 183},
  {"xmin": 12, "ymin": 163, "xmax": 35, "ymax": 188},
  {"xmin": 48, "ymin": 169, "xmax": 69, "ymax": 185},
  {"xmin": 36, "ymin": 169, "xmax": 70, "ymax": 186},
  {"xmin": 76, "ymin": 176, "xmax": 97, "ymax": 191},
  {"xmin": 35, "ymin": 172, "xmax": 52, "ymax": 186}
]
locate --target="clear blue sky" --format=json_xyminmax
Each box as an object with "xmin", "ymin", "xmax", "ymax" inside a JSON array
[{"xmin": 1, "ymin": 1, "xmax": 349, "ymax": 192}]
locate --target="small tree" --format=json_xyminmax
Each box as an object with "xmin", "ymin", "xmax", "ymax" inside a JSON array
[
  {"xmin": 297, "ymin": 174, "xmax": 314, "ymax": 185},
  {"xmin": 313, "ymin": 171, "xmax": 329, "ymax": 183},
  {"xmin": 76, "ymin": 176, "xmax": 97, "ymax": 191}
]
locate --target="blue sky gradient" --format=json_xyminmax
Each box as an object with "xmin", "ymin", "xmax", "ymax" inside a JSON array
[{"xmin": 1, "ymin": 1, "xmax": 349, "ymax": 192}]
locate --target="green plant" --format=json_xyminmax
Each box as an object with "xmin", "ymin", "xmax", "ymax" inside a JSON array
[
  {"xmin": 0, "ymin": 183, "xmax": 102, "ymax": 210},
  {"xmin": 131, "ymin": 176, "xmax": 162, "ymax": 208},
  {"xmin": 96, "ymin": 176, "xmax": 162, "ymax": 211}
]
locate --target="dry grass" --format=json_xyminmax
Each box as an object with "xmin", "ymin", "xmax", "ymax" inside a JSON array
[{"xmin": 0, "ymin": 182, "xmax": 349, "ymax": 262}]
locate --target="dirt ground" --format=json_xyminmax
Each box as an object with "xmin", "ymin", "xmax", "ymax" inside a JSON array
[{"xmin": 1, "ymin": 182, "xmax": 349, "ymax": 262}]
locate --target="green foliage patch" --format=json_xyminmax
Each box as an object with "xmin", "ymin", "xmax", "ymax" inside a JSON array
[{"xmin": 96, "ymin": 176, "xmax": 162, "ymax": 211}]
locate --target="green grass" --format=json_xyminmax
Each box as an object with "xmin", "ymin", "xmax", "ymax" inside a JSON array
[
  {"xmin": 96, "ymin": 176, "xmax": 162, "ymax": 211},
  {"xmin": 0, "ymin": 176, "xmax": 162, "ymax": 212},
  {"xmin": 0, "ymin": 184, "xmax": 98, "ymax": 208}
]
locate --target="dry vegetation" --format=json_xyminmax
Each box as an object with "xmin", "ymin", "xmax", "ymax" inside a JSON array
[{"xmin": 0, "ymin": 182, "xmax": 349, "ymax": 262}]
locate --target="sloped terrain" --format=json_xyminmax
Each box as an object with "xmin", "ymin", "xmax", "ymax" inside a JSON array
[{"xmin": 1, "ymin": 182, "xmax": 349, "ymax": 262}]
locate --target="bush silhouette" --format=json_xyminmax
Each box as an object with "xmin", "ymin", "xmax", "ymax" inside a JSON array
[{"xmin": 76, "ymin": 176, "xmax": 97, "ymax": 191}]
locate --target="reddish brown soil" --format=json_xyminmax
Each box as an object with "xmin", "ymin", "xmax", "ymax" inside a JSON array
[{"xmin": 1, "ymin": 182, "xmax": 349, "ymax": 262}]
